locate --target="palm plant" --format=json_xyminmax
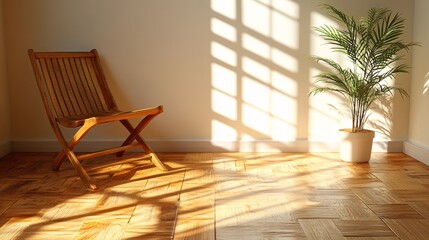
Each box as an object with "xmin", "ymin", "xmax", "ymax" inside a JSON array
[{"xmin": 310, "ymin": 4, "xmax": 417, "ymax": 132}]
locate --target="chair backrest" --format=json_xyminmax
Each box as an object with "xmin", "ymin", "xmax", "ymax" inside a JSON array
[{"xmin": 28, "ymin": 49, "xmax": 117, "ymax": 121}]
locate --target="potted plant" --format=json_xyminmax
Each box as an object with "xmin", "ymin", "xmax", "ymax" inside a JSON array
[{"xmin": 310, "ymin": 4, "xmax": 418, "ymax": 162}]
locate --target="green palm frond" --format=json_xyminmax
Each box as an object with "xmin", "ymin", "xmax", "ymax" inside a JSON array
[{"xmin": 311, "ymin": 4, "xmax": 418, "ymax": 132}]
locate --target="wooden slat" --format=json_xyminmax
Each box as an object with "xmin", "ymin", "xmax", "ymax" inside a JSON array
[
  {"xmin": 409, "ymin": 202, "xmax": 429, "ymax": 219},
  {"xmin": 74, "ymin": 57, "xmax": 99, "ymax": 113},
  {"xmin": 367, "ymin": 204, "xmax": 424, "ymax": 219},
  {"xmin": 174, "ymin": 219, "xmax": 215, "ymax": 240},
  {"xmin": 62, "ymin": 58, "xmax": 86, "ymax": 116},
  {"xmin": 76, "ymin": 143, "xmax": 142, "ymax": 162},
  {"xmin": 74, "ymin": 221, "xmax": 126, "ymax": 240},
  {"xmin": 333, "ymin": 220, "xmax": 395, "ymax": 237},
  {"xmin": 68, "ymin": 57, "xmax": 91, "ymax": 115},
  {"xmin": 216, "ymin": 223, "xmax": 305, "ymax": 239},
  {"xmin": 91, "ymin": 57, "xmax": 114, "ymax": 109},
  {"xmin": 46, "ymin": 58, "xmax": 70, "ymax": 117},
  {"xmin": 352, "ymin": 188, "xmax": 403, "ymax": 204},
  {"xmin": 80, "ymin": 57, "xmax": 104, "ymax": 112},
  {"xmin": 85, "ymin": 57, "xmax": 110, "ymax": 111},
  {"xmin": 123, "ymin": 222, "xmax": 175, "ymax": 239},
  {"xmin": 383, "ymin": 219, "xmax": 429, "ymax": 240},
  {"xmin": 34, "ymin": 51, "xmax": 95, "ymax": 59},
  {"xmin": 39, "ymin": 58, "xmax": 65, "ymax": 118},
  {"xmin": 52, "ymin": 58, "xmax": 76, "ymax": 117},
  {"xmin": 323, "ymin": 199, "xmax": 379, "ymax": 220},
  {"xmin": 373, "ymin": 172, "xmax": 427, "ymax": 190},
  {"xmin": 58, "ymin": 58, "xmax": 81, "ymax": 115},
  {"xmin": 299, "ymin": 219, "xmax": 345, "ymax": 240}
]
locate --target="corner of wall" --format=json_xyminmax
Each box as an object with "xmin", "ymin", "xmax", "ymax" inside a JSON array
[{"xmin": 403, "ymin": 141, "xmax": 429, "ymax": 166}]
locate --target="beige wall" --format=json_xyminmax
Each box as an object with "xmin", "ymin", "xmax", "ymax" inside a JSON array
[
  {"xmin": 0, "ymin": 0, "xmax": 11, "ymax": 157},
  {"xmin": 3, "ymin": 0, "xmax": 415, "ymax": 152},
  {"xmin": 405, "ymin": 0, "xmax": 429, "ymax": 162}
]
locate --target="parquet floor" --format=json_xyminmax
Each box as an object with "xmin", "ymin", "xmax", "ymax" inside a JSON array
[{"xmin": 1, "ymin": 152, "xmax": 429, "ymax": 239}]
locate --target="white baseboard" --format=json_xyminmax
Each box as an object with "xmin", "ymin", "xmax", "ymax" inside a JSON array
[
  {"xmin": 403, "ymin": 141, "xmax": 429, "ymax": 166},
  {"xmin": 11, "ymin": 139, "xmax": 403, "ymax": 153},
  {"xmin": 0, "ymin": 141, "xmax": 11, "ymax": 158}
]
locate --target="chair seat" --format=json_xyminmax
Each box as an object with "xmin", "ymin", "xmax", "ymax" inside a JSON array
[{"xmin": 57, "ymin": 106, "xmax": 163, "ymax": 128}]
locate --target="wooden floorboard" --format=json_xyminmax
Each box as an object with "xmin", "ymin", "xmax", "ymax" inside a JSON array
[{"xmin": 1, "ymin": 152, "xmax": 429, "ymax": 239}]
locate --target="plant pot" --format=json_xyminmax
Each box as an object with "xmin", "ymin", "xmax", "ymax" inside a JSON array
[{"xmin": 338, "ymin": 129, "xmax": 375, "ymax": 162}]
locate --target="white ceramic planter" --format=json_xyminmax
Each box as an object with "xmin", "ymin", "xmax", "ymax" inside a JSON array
[{"xmin": 338, "ymin": 129, "xmax": 375, "ymax": 162}]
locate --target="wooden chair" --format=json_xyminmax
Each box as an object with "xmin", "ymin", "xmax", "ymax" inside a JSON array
[{"xmin": 28, "ymin": 49, "xmax": 168, "ymax": 190}]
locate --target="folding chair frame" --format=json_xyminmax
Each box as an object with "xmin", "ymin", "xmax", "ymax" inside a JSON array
[{"xmin": 28, "ymin": 49, "xmax": 168, "ymax": 190}]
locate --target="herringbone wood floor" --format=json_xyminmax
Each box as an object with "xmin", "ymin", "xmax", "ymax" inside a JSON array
[{"xmin": 1, "ymin": 152, "xmax": 429, "ymax": 239}]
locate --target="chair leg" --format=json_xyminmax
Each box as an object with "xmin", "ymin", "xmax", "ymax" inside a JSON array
[
  {"xmin": 66, "ymin": 150, "xmax": 98, "ymax": 190},
  {"xmin": 117, "ymin": 120, "xmax": 135, "ymax": 157},
  {"xmin": 119, "ymin": 119, "xmax": 168, "ymax": 171},
  {"xmin": 52, "ymin": 150, "xmax": 67, "ymax": 171},
  {"xmin": 53, "ymin": 122, "xmax": 98, "ymax": 189},
  {"xmin": 120, "ymin": 115, "xmax": 155, "ymax": 148},
  {"xmin": 148, "ymin": 152, "xmax": 168, "ymax": 171}
]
